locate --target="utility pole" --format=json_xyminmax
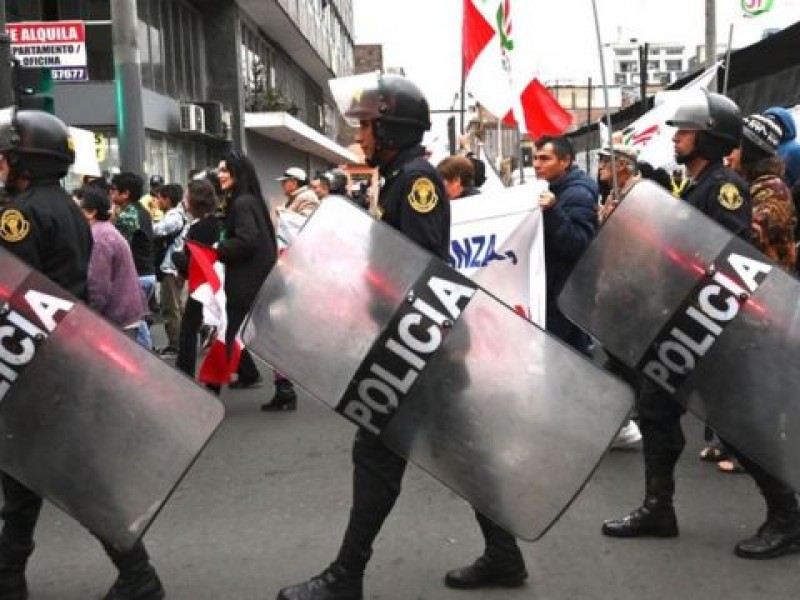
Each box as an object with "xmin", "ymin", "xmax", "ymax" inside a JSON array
[
  {"xmin": 0, "ymin": 0, "xmax": 14, "ymax": 107},
  {"xmin": 705, "ymin": 0, "xmax": 717, "ymax": 89},
  {"xmin": 111, "ymin": 0, "xmax": 146, "ymax": 176}
]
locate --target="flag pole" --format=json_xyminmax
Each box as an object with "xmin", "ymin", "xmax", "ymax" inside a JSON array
[
  {"xmin": 590, "ymin": 0, "xmax": 618, "ymax": 198},
  {"xmin": 722, "ymin": 23, "xmax": 734, "ymax": 95}
]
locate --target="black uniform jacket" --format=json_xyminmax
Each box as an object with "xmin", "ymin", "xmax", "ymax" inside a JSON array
[
  {"xmin": 0, "ymin": 179, "xmax": 92, "ymax": 301},
  {"xmin": 377, "ymin": 146, "xmax": 450, "ymax": 261},
  {"xmin": 682, "ymin": 160, "xmax": 752, "ymax": 238}
]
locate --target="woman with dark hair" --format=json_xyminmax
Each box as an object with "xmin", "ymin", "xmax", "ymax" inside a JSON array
[
  {"xmin": 173, "ymin": 179, "xmax": 223, "ymax": 377},
  {"xmin": 213, "ymin": 151, "xmax": 278, "ymax": 392}
]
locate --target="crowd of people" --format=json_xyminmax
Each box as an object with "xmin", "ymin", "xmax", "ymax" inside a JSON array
[{"xmin": 1, "ymin": 69, "xmax": 800, "ymax": 600}]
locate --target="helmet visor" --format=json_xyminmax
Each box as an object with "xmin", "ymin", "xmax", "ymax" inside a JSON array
[
  {"xmin": 0, "ymin": 107, "xmax": 16, "ymax": 153},
  {"xmin": 329, "ymin": 72, "xmax": 383, "ymax": 128},
  {"xmin": 665, "ymin": 89, "xmax": 712, "ymax": 131}
]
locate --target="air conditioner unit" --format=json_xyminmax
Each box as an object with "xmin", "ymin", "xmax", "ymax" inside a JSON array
[
  {"xmin": 196, "ymin": 102, "xmax": 224, "ymax": 137},
  {"xmin": 180, "ymin": 103, "xmax": 205, "ymax": 133}
]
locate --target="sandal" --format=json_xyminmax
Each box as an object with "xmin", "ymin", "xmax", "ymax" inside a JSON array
[
  {"xmin": 718, "ymin": 458, "xmax": 745, "ymax": 474},
  {"xmin": 700, "ymin": 444, "xmax": 725, "ymax": 462}
]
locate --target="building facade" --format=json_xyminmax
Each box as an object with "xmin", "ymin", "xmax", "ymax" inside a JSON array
[{"xmin": 6, "ymin": 0, "xmax": 357, "ymax": 198}]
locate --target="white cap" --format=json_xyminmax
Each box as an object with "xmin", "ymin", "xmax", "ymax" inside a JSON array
[{"xmin": 277, "ymin": 167, "xmax": 307, "ymax": 183}]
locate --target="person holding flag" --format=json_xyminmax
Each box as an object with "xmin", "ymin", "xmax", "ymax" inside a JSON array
[{"xmin": 207, "ymin": 151, "xmax": 277, "ymax": 392}]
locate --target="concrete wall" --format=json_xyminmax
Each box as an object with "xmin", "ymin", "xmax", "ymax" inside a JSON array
[{"xmin": 245, "ymin": 130, "xmax": 334, "ymax": 208}]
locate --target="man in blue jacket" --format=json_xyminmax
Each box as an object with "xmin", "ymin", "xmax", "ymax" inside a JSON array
[
  {"xmin": 764, "ymin": 106, "xmax": 800, "ymax": 187},
  {"xmin": 534, "ymin": 135, "xmax": 599, "ymax": 355}
]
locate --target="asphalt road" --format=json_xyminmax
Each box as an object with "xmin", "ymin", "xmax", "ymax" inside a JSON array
[{"xmin": 22, "ymin": 356, "xmax": 800, "ymax": 600}]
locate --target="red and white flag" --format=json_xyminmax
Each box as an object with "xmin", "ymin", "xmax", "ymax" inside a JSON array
[
  {"xmin": 463, "ymin": 0, "xmax": 571, "ymax": 138},
  {"xmin": 186, "ymin": 241, "xmax": 242, "ymax": 385}
]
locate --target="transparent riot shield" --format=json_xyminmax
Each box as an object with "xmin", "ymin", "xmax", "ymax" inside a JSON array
[
  {"xmin": 242, "ymin": 197, "xmax": 633, "ymax": 540},
  {"xmin": 559, "ymin": 179, "xmax": 800, "ymax": 492},
  {"xmin": 0, "ymin": 250, "xmax": 224, "ymax": 550}
]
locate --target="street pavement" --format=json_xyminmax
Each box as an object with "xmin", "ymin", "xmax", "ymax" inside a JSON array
[{"xmin": 23, "ymin": 355, "xmax": 800, "ymax": 599}]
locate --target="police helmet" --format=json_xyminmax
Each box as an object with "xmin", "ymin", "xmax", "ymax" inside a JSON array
[
  {"xmin": 331, "ymin": 73, "xmax": 431, "ymax": 153},
  {"xmin": 0, "ymin": 107, "xmax": 75, "ymax": 180},
  {"xmin": 666, "ymin": 90, "xmax": 742, "ymax": 161}
]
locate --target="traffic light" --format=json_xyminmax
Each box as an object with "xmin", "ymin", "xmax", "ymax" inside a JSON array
[{"xmin": 13, "ymin": 66, "xmax": 54, "ymax": 114}]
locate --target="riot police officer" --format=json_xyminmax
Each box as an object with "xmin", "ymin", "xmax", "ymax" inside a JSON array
[
  {"xmin": 601, "ymin": 91, "xmax": 779, "ymax": 553},
  {"xmin": 275, "ymin": 74, "xmax": 448, "ymax": 600},
  {"xmin": 0, "ymin": 107, "xmax": 164, "ymax": 600}
]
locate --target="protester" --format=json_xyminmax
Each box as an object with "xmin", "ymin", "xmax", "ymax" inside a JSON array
[
  {"xmin": 110, "ymin": 171, "xmax": 156, "ymax": 350},
  {"xmin": 437, "ymin": 155, "xmax": 480, "ymax": 200},
  {"xmin": 172, "ymin": 179, "xmax": 222, "ymax": 378},
  {"xmin": 80, "ymin": 186, "xmax": 146, "ymax": 341},
  {"xmin": 152, "ymin": 183, "xmax": 187, "ymax": 358},
  {"xmin": 214, "ymin": 151, "xmax": 278, "ymax": 394},
  {"xmin": 764, "ymin": 106, "xmax": 800, "ymax": 187}
]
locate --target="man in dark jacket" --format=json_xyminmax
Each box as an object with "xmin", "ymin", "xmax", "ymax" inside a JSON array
[
  {"xmin": 437, "ymin": 155, "xmax": 480, "ymax": 200},
  {"xmin": 533, "ymin": 135, "xmax": 599, "ymax": 354}
]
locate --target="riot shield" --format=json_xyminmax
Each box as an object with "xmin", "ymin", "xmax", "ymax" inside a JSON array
[
  {"xmin": 242, "ymin": 197, "xmax": 633, "ymax": 541},
  {"xmin": 559, "ymin": 179, "xmax": 800, "ymax": 492},
  {"xmin": 0, "ymin": 249, "xmax": 224, "ymax": 550}
]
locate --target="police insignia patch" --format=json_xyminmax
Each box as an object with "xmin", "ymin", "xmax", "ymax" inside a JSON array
[
  {"xmin": 407, "ymin": 178, "xmax": 438, "ymax": 213},
  {"xmin": 0, "ymin": 209, "xmax": 30, "ymax": 243},
  {"xmin": 718, "ymin": 183, "xmax": 743, "ymax": 211}
]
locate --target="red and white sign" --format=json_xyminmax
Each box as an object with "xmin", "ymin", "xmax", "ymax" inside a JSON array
[{"xmin": 8, "ymin": 21, "xmax": 88, "ymax": 79}]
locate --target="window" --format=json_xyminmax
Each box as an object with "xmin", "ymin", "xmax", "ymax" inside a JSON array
[
  {"xmin": 619, "ymin": 61, "xmax": 637, "ymax": 73},
  {"xmin": 665, "ymin": 47, "xmax": 683, "ymax": 55},
  {"xmin": 615, "ymin": 48, "xmax": 633, "ymax": 56},
  {"xmin": 615, "ymin": 74, "xmax": 627, "ymax": 85},
  {"xmin": 666, "ymin": 60, "xmax": 682, "ymax": 71}
]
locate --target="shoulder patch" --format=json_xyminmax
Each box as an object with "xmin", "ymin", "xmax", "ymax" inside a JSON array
[
  {"xmin": 718, "ymin": 183, "xmax": 743, "ymax": 211},
  {"xmin": 407, "ymin": 177, "xmax": 439, "ymax": 214},
  {"xmin": 0, "ymin": 209, "xmax": 31, "ymax": 243}
]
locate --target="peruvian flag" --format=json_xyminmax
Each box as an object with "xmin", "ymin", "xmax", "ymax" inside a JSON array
[
  {"xmin": 463, "ymin": 0, "xmax": 571, "ymax": 138},
  {"xmin": 186, "ymin": 241, "xmax": 242, "ymax": 385}
]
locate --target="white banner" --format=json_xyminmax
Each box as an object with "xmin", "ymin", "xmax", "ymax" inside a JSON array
[
  {"xmin": 450, "ymin": 181, "xmax": 547, "ymax": 327},
  {"xmin": 277, "ymin": 182, "xmax": 548, "ymax": 327}
]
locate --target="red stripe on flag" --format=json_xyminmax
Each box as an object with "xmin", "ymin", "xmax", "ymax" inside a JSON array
[
  {"xmin": 462, "ymin": 0, "xmax": 496, "ymax": 76},
  {"xmin": 518, "ymin": 78, "xmax": 572, "ymax": 139},
  {"xmin": 186, "ymin": 240, "xmax": 221, "ymax": 294}
]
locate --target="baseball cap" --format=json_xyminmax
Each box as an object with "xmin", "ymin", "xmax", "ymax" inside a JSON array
[
  {"xmin": 598, "ymin": 143, "xmax": 639, "ymax": 165},
  {"xmin": 277, "ymin": 167, "xmax": 308, "ymax": 183},
  {"xmin": 149, "ymin": 174, "xmax": 165, "ymax": 188}
]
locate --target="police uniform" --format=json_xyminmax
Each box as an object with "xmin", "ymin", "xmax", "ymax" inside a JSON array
[
  {"xmin": 0, "ymin": 108, "xmax": 165, "ymax": 599},
  {"xmin": 0, "ymin": 177, "xmax": 94, "ymax": 587},
  {"xmin": 0, "ymin": 179, "xmax": 92, "ymax": 297},
  {"xmin": 637, "ymin": 160, "xmax": 752, "ymax": 512},
  {"xmin": 333, "ymin": 144, "xmax": 449, "ymax": 578}
]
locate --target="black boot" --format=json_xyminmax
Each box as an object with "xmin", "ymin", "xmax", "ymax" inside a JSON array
[
  {"xmin": 445, "ymin": 555, "xmax": 528, "ymax": 589},
  {"xmin": 0, "ymin": 539, "xmax": 32, "ymax": 600},
  {"xmin": 262, "ymin": 379, "xmax": 297, "ymax": 412},
  {"xmin": 735, "ymin": 509, "xmax": 800, "ymax": 559},
  {"xmin": 445, "ymin": 513, "xmax": 527, "ymax": 589},
  {"xmin": 602, "ymin": 497, "xmax": 678, "ymax": 538},
  {"xmin": 276, "ymin": 565, "xmax": 362, "ymax": 600},
  {"xmin": 102, "ymin": 542, "xmax": 164, "ymax": 600}
]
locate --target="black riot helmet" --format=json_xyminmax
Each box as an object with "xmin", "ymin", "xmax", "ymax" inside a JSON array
[
  {"xmin": 330, "ymin": 72, "xmax": 431, "ymax": 164},
  {"xmin": 666, "ymin": 89, "xmax": 742, "ymax": 162},
  {"xmin": 0, "ymin": 107, "xmax": 75, "ymax": 182}
]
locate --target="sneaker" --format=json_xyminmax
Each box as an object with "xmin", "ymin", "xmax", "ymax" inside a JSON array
[
  {"xmin": 611, "ymin": 420, "xmax": 642, "ymax": 450},
  {"xmin": 156, "ymin": 346, "xmax": 178, "ymax": 358}
]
